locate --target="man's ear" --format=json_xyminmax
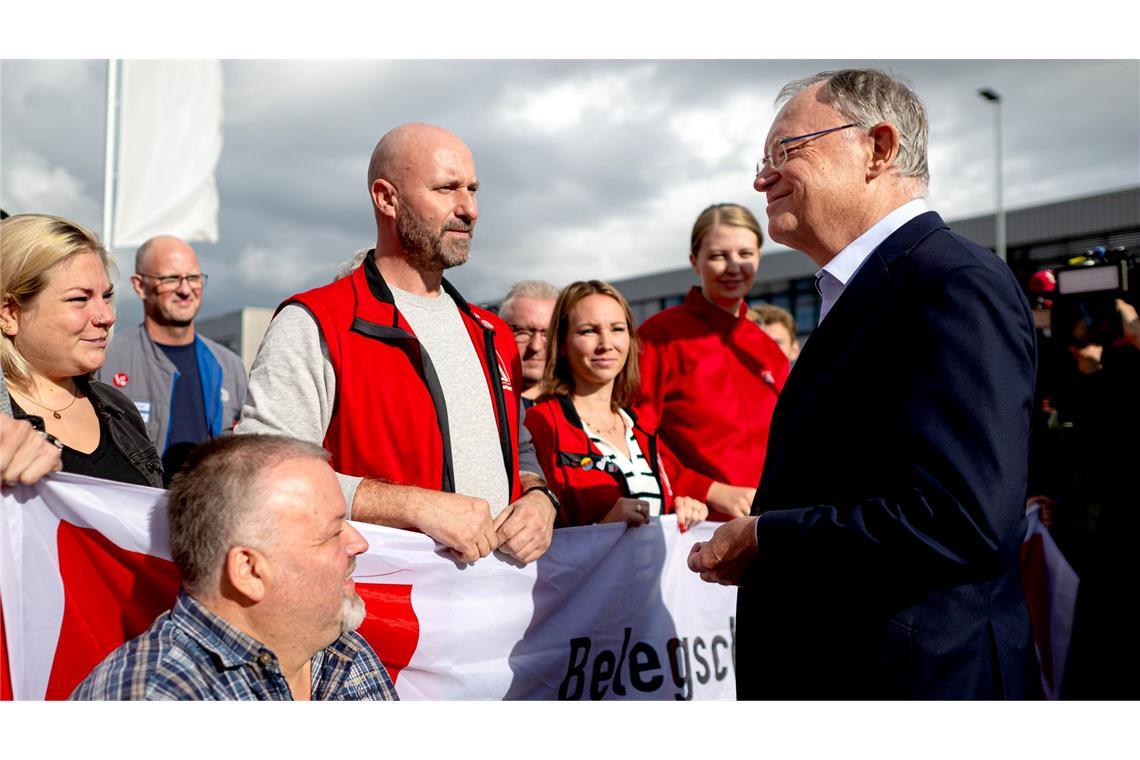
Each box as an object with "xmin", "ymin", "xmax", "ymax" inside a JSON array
[
  {"xmin": 371, "ymin": 178, "xmax": 398, "ymax": 220},
  {"xmin": 129, "ymin": 274, "xmax": 147, "ymax": 301},
  {"xmin": 866, "ymin": 121, "xmax": 901, "ymax": 181},
  {"xmin": 225, "ymin": 545, "xmax": 267, "ymax": 603}
]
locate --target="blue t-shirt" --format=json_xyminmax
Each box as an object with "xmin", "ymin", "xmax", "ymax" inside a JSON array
[{"xmin": 157, "ymin": 342, "xmax": 209, "ymax": 483}]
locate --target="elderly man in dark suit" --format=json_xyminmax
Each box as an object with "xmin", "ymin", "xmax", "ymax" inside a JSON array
[{"xmin": 688, "ymin": 69, "xmax": 1037, "ymax": 699}]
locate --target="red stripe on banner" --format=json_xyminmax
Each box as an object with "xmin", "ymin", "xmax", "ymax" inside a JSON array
[
  {"xmin": 1, "ymin": 597, "xmax": 12, "ymax": 701},
  {"xmin": 45, "ymin": 522, "xmax": 181, "ymax": 700},
  {"xmin": 355, "ymin": 584, "xmax": 420, "ymax": 684},
  {"xmin": 1020, "ymin": 533, "xmax": 1054, "ymax": 690}
]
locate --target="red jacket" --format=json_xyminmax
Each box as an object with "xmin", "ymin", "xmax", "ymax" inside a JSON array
[
  {"xmin": 524, "ymin": 395, "xmax": 707, "ymax": 527},
  {"xmin": 633, "ymin": 287, "xmax": 789, "ymax": 516},
  {"xmin": 286, "ymin": 253, "xmax": 523, "ymax": 501}
]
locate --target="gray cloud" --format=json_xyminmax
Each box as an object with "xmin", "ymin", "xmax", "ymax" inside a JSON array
[{"xmin": 3, "ymin": 59, "xmax": 1138, "ymax": 325}]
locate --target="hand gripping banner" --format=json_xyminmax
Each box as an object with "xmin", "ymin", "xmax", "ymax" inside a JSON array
[{"xmin": 1, "ymin": 473, "xmax": 738, "ymax": 700}]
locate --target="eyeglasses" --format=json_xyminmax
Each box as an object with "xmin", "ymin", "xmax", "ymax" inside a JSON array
[
  {"xmin": 510, "ymin": 325, "xmax": 548, "ymax": 344},
  {"xmin": 756, "ymin": 123, "xmax": 860, "ymax": 175},
  {"xmin": 136, "ymin": 273, "xmax": 208, "ymax": 292}
]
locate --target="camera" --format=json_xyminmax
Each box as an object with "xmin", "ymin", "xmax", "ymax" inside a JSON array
[{"xmin": 1049, "ymin": 246, "xmax": 1136, "ymax": 348}]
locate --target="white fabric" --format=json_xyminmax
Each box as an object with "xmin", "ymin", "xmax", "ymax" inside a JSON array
[
  {"xmin": 112, "ymin": 61, "xmax": 223, "ymax": 247},
  {"xmin": 2, "ymin": 473, "xmax": 738, "ymax": 700},
  {"xmin": 817, "ymin": 198, "xmax": 929, "ymax": 323}
]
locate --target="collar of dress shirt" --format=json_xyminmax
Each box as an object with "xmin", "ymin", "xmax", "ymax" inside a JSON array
[{"xmin": 820, "ymin": 198, "xmax": 930, "ymax": 287}]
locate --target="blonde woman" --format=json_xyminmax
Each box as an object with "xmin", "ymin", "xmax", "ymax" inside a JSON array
[
  {"xmin": 1, "ymin": 214, "xmax": 162, "ymax": 487},
  {"xmin": 635, "ymin": 203, "xmax": 789, "ymax": 520}
]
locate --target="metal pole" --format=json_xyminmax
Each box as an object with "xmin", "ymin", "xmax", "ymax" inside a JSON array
[
  {"xmin": 994, "ymin": 98, "xmax": 1006, "ymax": 263},
  {"xmin": 977, "ymin": 88, "xmax": 1006, "ymax": 262},
  {"xmin": 102, "ymin": 60, "xmax": 119, "ymax": 250}
]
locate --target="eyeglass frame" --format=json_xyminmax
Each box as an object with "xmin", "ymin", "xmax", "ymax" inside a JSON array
[
  {"xmin": 756, "ymin": 123, "xmax": 861, "ymax": 175},
  {"xmin": 509, "ymin": 324, "xmax": 549, "ymax": 344},
  {"xmin": 135, "ymin": 272, "xmax": 209, "ymax": 291}
]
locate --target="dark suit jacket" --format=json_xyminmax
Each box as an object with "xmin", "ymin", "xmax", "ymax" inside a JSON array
[{"xmin": 736, "ymin": 211, "xmax": 1038, "ymax": 699}]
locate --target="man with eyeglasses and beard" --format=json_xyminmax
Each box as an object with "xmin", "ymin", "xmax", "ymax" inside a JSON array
[
  {"xmin": 98, "ymin": 235, "xmax": 247, "ymax": 484},
  {"xmin": 237, "ymin": 123, "xmax": 558, "ymax": 567},
  {"xmin": 72, "ymin": 434, "xmax": 397, "ymax": 700}
]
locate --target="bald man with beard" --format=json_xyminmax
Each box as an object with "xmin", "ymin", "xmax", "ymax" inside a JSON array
[{"xmin": 237, "ymin": 124, "xmax": 558, "ymax": 566}]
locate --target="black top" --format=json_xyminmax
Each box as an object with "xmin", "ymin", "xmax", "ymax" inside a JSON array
[
  {"xmin": 59, "ymin": 410, "xmax": 152, "ymax": 487},
  {"xmin": 7, "ymin": 377, "xmax": 164, "ymax": 488}
]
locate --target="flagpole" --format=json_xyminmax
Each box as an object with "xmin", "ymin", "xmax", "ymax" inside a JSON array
[{"xmin": 102, "ymin": 59, "xmax": 119, "ymax": 250}]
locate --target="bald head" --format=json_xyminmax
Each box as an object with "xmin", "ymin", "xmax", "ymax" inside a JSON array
[
  {"xmin": 131, "ymin": 235, "xmax": 205, "ymax": 335},
  {"xmin": 135, "ymin": 235, "xmax": 198, "ymax": 275},
  {"xmin": 367, "ymin": 123, "xmax": 471, "ymax": 190}
]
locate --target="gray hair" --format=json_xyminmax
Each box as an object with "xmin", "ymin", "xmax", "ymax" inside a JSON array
[
  {"xmin": 778, "ymin": 69, "xmax": 929, "ymax": 191},
  {"xmin": 167, "ymin": 434, "xmax": 330, "ymax": 595},
  {"xmin": 334, "ymin": 248, "xmax": 371, "ymax": 281},
  {"xmin": 499, "ymin": 280, "xmax": 560, "ymax": 321}
]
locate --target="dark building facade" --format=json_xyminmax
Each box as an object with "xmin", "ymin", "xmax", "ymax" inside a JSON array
[{"xmin": 607, "ymin": 186, "xmax": 1140, "ymax": 340}]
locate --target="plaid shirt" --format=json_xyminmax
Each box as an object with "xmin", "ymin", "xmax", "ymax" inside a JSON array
[{"xmin": 70, "ymin": 590, "xmax": 398, "ymax": 701}]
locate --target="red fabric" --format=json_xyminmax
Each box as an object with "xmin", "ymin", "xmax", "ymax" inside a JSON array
[
  {"xmin": 524, "ymin": 397, "xmax": 705, "ymax": 527},
  {"xmin": 1, "ymin": 597, "xmax": 11, "ymax": 701},
  {"xmin": 46, "ymin": 522, "xmax": 182, "ymax": 700},
  {"xmin": 634, "ymin": 288, "xmax": 789, "ymax": 518},
  {"xmin": 290, "ymin": 263, "xmax": 523, "ymax": 501},
  {"xmin": 355, "ymin": 584, "xmax": 420, "ymax": 684}
]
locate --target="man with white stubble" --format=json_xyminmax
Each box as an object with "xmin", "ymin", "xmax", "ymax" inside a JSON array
[{"xmin": 71, "ymin": 434, "xmax": 397, "ymax": 701}]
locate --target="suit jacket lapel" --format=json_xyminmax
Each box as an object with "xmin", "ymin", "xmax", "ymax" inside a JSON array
[{"xmin": 778, "ymin": 211, "xmax": 949, "ymax": 407}]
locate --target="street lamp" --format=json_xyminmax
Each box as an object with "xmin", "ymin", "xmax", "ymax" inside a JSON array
[{"xmin": 978, "ymin": 88, "xmax": 1006, "ymax": 263}]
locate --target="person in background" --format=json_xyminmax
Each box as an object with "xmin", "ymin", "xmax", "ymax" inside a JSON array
[
  {"xmin": 634, "ymin": 203, "xmax": 789, "ymax": 521},
  {"xmin": 71, "ymin": 434, "xmax": 397, "ymax": 701},
  {"xmin": 524, "ymin": 280, "xmax": 708, "ymax": 530},
  {"xmin": 1, "ymin": 214, "xmax": 163, "ymax": 488},
  {"xmin": 746, "ymin": 303, "xmax": 801, "ymax": 362},
  {"xmin": 498, "ymin": 280, "xmax": 559, "ymax": 409},
  {"xmin": 97, "ymin": 235, "xmax": 246, "ymax": 485}
]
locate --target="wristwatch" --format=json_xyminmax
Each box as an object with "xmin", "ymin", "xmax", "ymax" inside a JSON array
[{"xmin": 522, "ymin": 484, "xmax": 560, "ymax": 512}]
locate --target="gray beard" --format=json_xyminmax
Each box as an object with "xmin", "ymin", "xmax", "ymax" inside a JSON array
[
  {"xmin": 341, "ymin": 593, "xmax": 366, "ymax": 634},
  {"xmin": 396, "ymin": 202, "xmax": 470, "ymax": 271}
]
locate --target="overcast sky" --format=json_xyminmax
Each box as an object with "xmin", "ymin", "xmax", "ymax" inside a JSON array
[{"xmin": 3, "ymin": 59, "xmax": 1138, "ymax": 329}]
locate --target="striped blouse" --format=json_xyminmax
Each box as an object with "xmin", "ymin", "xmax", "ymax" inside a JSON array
[{"xmin": 583, "ymin": 408, "xmax": 663, "ymax": 516}]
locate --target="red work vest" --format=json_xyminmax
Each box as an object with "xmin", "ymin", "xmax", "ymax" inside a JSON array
[{"xmin": 285, "ymin": 252, "xmax": 523, "ymax": 501}]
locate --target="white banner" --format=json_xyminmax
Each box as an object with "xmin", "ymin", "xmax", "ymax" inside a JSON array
[
  {"xmin": 1, "ymin": 474, "xmax": 737, "ymax": 700},
  {"xmin": 111, "ymin": 60, "xmax": 223, "ymax": 248}
]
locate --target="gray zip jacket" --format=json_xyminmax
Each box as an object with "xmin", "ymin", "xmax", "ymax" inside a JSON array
[{"xmin": 96, "ymin": 325, "xmax": 247, "ymax": 455}]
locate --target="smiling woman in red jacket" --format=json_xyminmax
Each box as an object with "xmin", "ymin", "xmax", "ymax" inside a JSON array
[
  {"xmin": 633, "ymin": 204, "xmax": 790, "ymax": 521},
  {"xmin": 523, "ymin": 280, "xmax": 708, "ymax": 530}
]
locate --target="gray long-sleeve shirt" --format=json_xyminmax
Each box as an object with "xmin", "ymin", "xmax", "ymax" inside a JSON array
[{"xmin": 235, "ymin": 303, "xmax": 542, "ymax": 517}]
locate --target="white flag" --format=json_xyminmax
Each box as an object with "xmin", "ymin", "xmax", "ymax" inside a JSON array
[{"xmin": 111, "ymin": 61, "xmax": 223, "ymax": 248}]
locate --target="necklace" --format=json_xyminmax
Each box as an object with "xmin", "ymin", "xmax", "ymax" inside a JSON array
[
  {"xmin": 582, "ymin": 410, "xmax": 623, "ymax": 438},
  {"xmin": 8, "ymin": 382, "xmax": 80, "ymax": 419}
]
